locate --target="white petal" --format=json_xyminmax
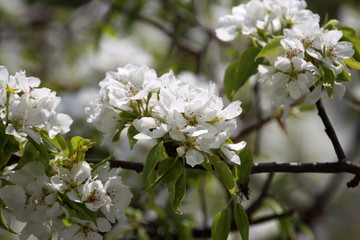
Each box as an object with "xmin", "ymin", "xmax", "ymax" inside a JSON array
[
  {"xmin": 274, "ymin": 57, "xmax": 291, "ymax": 72},
  {"xmin": 221, "ymin": 101, "xmax": 242, "ymax": 119},
  {"xmin": 215, "ymin": 26, "xmax": 238, "ymax": 42},
  {"xmin": 335, "ymin": 41, "xmax": 355, "ymax": 59},
  {"xmin": 185, "ymin": 149, "xmax": 204, "ymax": 167},
  {"xmin": 97, "ymin": 218, "xmax": 112, "ymax": 232},
  {"xmin": 304, "ymin": 84, "xmax": 322, "ymax": 105},
  {"xmin": 227, "ymin": 141, "xmax": 247, "ymax": 151},
  {"xmin": 220, "ymin": 146, "xmax": 240, "ymax": 165},
  {"xmin": 187, "ymin": 129, "xmax": 208, "ymax": 137},
  {"xmin": 176, "ymin": 146, "xmax": 186, "ymax": 156},
  {"xmin": 66, "ymin": 190, "xmax": 82, "ymax": 203},
  {"xmin": 333, "ymin": 82, "xmax": 346, "ymax": 99},
  {"xmin": 133, "ymin": 117, "xmax": 159, "ymax": 132},
  {"xmin": 134, "ymin": 132, "xmax": 153, "ymax": 140},
  {"xmin": 288, "ymin": 81, "xmax": 302, "ymax": 99}
]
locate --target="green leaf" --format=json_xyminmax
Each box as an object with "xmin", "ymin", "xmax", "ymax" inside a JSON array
[
  {"xmin": 160, "ymin": 158, "xmax": 183, "ymax": 187},
  {"xmin": 210, "ymin": 155, "xmax": 235, "ymax": 195},
  {"xmin": 343, "ymin": 58, "xmax": 360, "ymax": 70},
  {"xmin": 91, "ymin": 152, "xmax": 113, "ymax": 170},
  {"xmin": 15, "ymin": 141, "xmax": 43, "ymax": 170},
  {"xmin": 224, "ymin": 46, "xmax": 262, "ymax": 100},
  {"xmin": 59, "ymin": 193, "xmax": 97, "ymax": 224},
  {"xmin": 279, "ymin": 217, "xmax": 296, "ymax": 240},
  {"xmin": 119, "ymin": 111, "xmax": 138, "ymax": 121},
  {"xmin": 42, "ymin": 133, "xmax": 69, "ymax": 157},
  {"xmin": 234, "ymin": 203, "xmax": 249, "ymax": 240},
  {"xmin": 142, "ymin": 157, "xmax": 177, "ymax": 193},
  {"xmin": 338, "ymin": 25, "xmax": 360, "ymax": 62},
  {"xmin": 142, "ymin": 141, "xmax": 164, "ymax": 187},
  {"xmin": 26, "ymin": 137, "xmax": 50, "ymax": 169},
  {"xmin": 255, "ymin": 36, "xmax": 284, "ymax": 60},
  {"xmin": 172, "ymin": 173, "xmax": 186, "ymax": 214},
  {"xmin": 70, "ymin": 136, "xmax": 94, "ymax": 163},
  {"xmin": 320, "ymin": 66, "xmax": 336, "ymax": 98},
  {"xmin": 211, "ymin": 208, "xmax": 230, "ymax": 240},
  {"xmin": 159, "ymin": 158, "xmax": 184, "ymax": 212},
  {"xmin": 323, "ymin": 19, "xmax": 339, "ymax": 30},
  {"xmin": 70, "ymin": 136, "xmax": 85, "ymax": 154},
  {"xmin": 0, "ymin": 122, "xmax": 19, "ymax": 169},
  {"xmin": 234, "ymin": 146, "xmax": 253, "ymax": 184},
  {"xmin": 336, "ymin": 67, "xmax": 351, "ymax": 82},
  {"xmin": 127, "ymin": 124, "xmax": 139, "ymax": 150},
  {"xmin": 0, "ymin": 208, "xmax": 15, "ymax": 234}
]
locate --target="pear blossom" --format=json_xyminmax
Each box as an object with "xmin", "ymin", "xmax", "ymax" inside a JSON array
[
  {"xmin": 270, "ymin": 56, "xmax": 320, "ymax": 119},
  {"xmin": 216, "ymin": 0, "xmax": 267, "ymax": 42},
  {"xmin": 60, "ymin": 218, "xmax": 111, "ymax": 240},
  {"xmin": 133, "ymin": 71, "xmax": 244, "ymax": 166},
  {"xmin": 86, "ymin": 64, "xmax": 161, "ymax": 144},
  {"xmin": 216, "ymin": 0, "xmax": 319, "ymax": 44},
  {"xmin": 0, "ymin": 66, "xmax": 72, "ymax": 143},
  {"xmin": 80, "ymin": 180, "xmax": 111, "ymax": 211},
  {"xmin": 0, "ymin": 158, "xmax": 133, "ymax": 240},
  {"xmin": 307, "ymin": 29, "xmax": 355, "ymax": 74}
]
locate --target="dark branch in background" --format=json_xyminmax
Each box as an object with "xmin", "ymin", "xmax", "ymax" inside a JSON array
[
  {"xmin": 246, "ymin": 173, "xmax": 274, "ymax": 216},
  {"xmin": 115, "ymin": 6, "xmax": 198, "ymax": 55},
  {"xmin": 316, "ymin": 98, "xmax": 347, "ymax": 162},
  {"xmin": 233, "ymin": 116, "xmax": 273, "ymax": 142}
]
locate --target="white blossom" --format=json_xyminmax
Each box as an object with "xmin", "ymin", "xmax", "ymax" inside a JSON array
[{"xmin": 0, "ymin": 66, "xmax": 72, "ymax": 143}]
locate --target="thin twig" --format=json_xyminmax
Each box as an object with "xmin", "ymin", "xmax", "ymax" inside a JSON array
[
  {"xmin": 246, "ymin": 173, "xmax": 274, "ymax": 216},
  {"xmin": 232, "ymin": 116, "xmax": 273, "ymax": 142},
  {"xmin": 316, "ymin": 98, "xmax": 347, "ymax": 162}
]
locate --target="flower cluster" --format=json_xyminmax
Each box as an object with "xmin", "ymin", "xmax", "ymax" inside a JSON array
[
  {"xmin": 0, "ymin": 158, "xmax": 132, "ymax": 240},
  {"xmin": 215, "ymin": 0, "xmax": 319, "ymax": 45},
  {"xmin": 0, "ymin": 66, "xmax": 73, "ymax": 143},
  {"xmin": 86, "ymin": 64, "xmax": 161, "ymax": 144},
  {"xmin": 87, "ymin": 64, "xmax": 246, "ymax": 167},
  {"xmin": 268, "ymin": 23, "xmax": 354, "ymax": 118},
  {"xmin": 216, "ymin": 0, "xmax": 355, "ymax": 119}
]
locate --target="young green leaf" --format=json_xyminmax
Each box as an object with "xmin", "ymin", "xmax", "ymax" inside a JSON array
[
  {"xmin": 210, "ymin": 155, "xmax": 235, "ymax": 195},
  {"xmin": 320, "ymin": 66, "xmax": 336, "ymax": 98},
  {"xmin": 0, "ymin": 129, "xmax": 19, "ymax": 169},
  {"xmin": 336, "ymin": 67, "xmax": 351, "ymax": 82},
  {"xmin": 0, "ymin": 208, "xmax": 15, "ymax": 234},
  {"xmin": 15, "ymin": 140, "xmax": 43, "ymax": 170},
  {"xmin": 234, "ymin": 203, "xmax": 249, "ymax": 240},
  {"xmin": 224, "ymin": 46, "xmax": 262, "ymax": 100},
  {"xmin": 91, "ymin": 152, "xmax": 113, "ymax": 170},
  {"xmin": 211, "ymin": 208, "xmax": 230, "ymax": 240},
  {"xmin": 255, "ymin": 36, "xmax": 284, "ymax": 60},
  {"xmin": 42, "ymin": 132, "xmax": 70, "ymax": 157},
  {"xmin": 141, "ymin": 157, "xmax": 177, "ymax": 193},
  {"xmin": 59, "ymin": 193, "xmax": 97, "ymax": 224},
  {"xmin": 142, "ymin": 141, "xmax": 164, "ymax": 187},
  {"xmin": 343, "ymin": 58, "xmax": 360, "ymax": 70},
  {"xmin": 171, "ymin": 173, "xmax": 186, "ymax": 214},
  {"xmin": 70, "ymin": 136, "xmax": 85, "ymax": 154},
  {"xmin": 323, "ymin": 19, "xmax": 339, "ymax": 30},
  {"xmin": 27, "ymin": 137, "xmax": 50, "ymax": 168},
  {"xmin": 158, "ymin": 158, "xmax": 184, "ymax": 212},
  {"xmin": 127, "ymin": 124, "xmax": 139, "ymax": 150},
  {"xmin": 234, "ymin": 146, "xmax": 253, "ymax": 184}
]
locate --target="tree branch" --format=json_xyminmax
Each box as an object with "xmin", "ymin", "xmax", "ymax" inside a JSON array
[
  {"xmin": 316, "ymin": 98, "xmax": 347, "ymax": 162},
  {"xmin": 9, "ymin": 156, "xmax": 360, "ymax": 187}
]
